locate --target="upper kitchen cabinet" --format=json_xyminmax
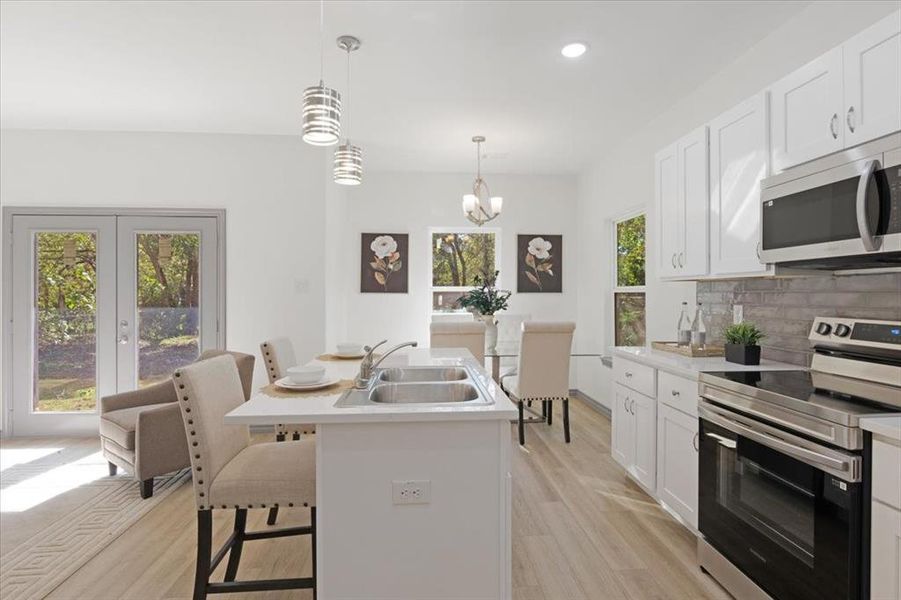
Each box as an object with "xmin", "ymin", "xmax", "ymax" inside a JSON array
[
  {"xmin": 771, "ymin": 11, "xmax": 901, "ymax": 172},
  {"xmin": 709, "ymin": 91, "xmax": 772, "ymax": 276},
  {"xmin": 656, "ymin": 126, "xmax": 709, "ymax": 280},
  {"xmin": 843, "ymin": 11, "xmax": 901, "ymax": 148},
  {"xmin": 770, "ymin": 47, "xmax": 844, "ymax": 172}
]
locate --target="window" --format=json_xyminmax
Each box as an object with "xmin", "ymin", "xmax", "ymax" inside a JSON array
[
  {"xmin": 613, "ymin": 213, "xmax": 646, "ymax": 346},
  {"xmin": 431, "ymin": 230, "xmax": 498, "ymax": 312}
]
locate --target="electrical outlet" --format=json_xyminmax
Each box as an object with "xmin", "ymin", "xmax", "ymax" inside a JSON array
[
  {"xmin": 392, "ymin": 480, "xmax": 431, "ymax": 505},
  {"xmin": 733, "ymin": 304, "xmax": 743, "ymax": 324}
]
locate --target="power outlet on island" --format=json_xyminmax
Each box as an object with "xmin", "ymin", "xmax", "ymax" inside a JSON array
[{"xmin": 392, "ymin": 480, "xmax": 431, "ymax": 505}]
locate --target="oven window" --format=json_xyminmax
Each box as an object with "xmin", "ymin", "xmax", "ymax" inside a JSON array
[{"xmin": 715, "ymin": 439, "xmax": 815, "ymax": 566}]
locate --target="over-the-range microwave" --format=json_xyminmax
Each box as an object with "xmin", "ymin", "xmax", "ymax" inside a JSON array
[{"xmin": 760, "ymin": 133, "xmax": 901, "ymax": 270}]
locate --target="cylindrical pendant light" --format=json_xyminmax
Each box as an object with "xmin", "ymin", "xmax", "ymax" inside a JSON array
[
  {"xmin": 334, "ymin": 35, "xmax": 362, "ymax": 185},
  {"xmin": 302, "ymin": 0, "xmax": 341, "ymax": 146}
]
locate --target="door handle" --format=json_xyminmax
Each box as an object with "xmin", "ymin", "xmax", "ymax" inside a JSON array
[
  {"xmin": 671, "ymin": 253, "xmax": 676, "ymax": 268},
  {"xmin": 118, "ymin": 320, "xmax": 129, "ymax": 345},
  {"xmin": 856, "ymin": 159, "xmax": 881, "ymax": 252},
  {"xmin": 692, "ymin": 432, "xmax": 699, "ymax": 452},
  {"xmin": 118, "ymin": 334, "xmax": 129, "ymax": 345},
  {"xmin": 671, "ymin": 390, "xmax": 680, "ymax": 397},
  {"xmin": 629, "ymin": 399, "xmax": 636, "ymax": 415},
  {"xmin": 678, "ymin": 252, "xmax": 684, "ymax": 268},
  {"xmin": 846, "ymin": 106, "xmax": 855, "ymax": 133},
  {"xmin": 830, "ymin": 113, "xmax": 839, "ymax": 139},
  {"xmin": 755, "ymin": 241, "xmax": 761, "ymax": 260}
]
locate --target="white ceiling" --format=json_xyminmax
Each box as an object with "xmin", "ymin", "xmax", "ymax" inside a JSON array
[{"xmin": 0, "ymin": 1, "xmax": 812, "ymax": 174}]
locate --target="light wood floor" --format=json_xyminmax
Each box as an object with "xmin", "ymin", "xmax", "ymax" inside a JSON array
[{"xmin": 3, "ymin": 399, "xmax": 730, "ymax": 599}]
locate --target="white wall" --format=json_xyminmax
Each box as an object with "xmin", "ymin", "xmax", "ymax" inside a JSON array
[
  {"xmin": 0, "ymin": 129, "xmax": 331, "ymax": 389},
  {"xmin": 574, "ymin": 1, "xmax": 900, "ymax": 406},
  {"xmin": 328, "ymin": 172, "xmax": 579, "ymax": 354}
]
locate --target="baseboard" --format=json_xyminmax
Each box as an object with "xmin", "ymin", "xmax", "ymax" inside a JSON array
[{"xmin": 570, "ymin": 388, "xmax": 610, "ymax": 417}]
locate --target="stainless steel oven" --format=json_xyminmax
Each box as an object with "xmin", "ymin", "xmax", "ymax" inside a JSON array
[
  {"xmin": 760, "ymin": 133, "xmax": 901, "ymax": 270},
  {"xmin": 697, "ymin": 317, "xmax": 901, "ymax": 600}
]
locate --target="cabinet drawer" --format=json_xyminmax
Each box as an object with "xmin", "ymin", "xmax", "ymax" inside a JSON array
[
  {"xmin": 657, "ymin": 371, "xmax": 699, "ymax": 416},
  {"xmin": 873, "ymin": 438, "xmax": 901, "ymax": 510},
  {"xmin": 613, "ymin": 358, "xmax": 656, "ymax": 398}
]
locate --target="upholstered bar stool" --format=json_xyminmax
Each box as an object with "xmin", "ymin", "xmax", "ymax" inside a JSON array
[
  {"xmin": 501, "ymin": 322, "xmax": 576, "ymax": 445},
  {"xmin": 429, "ymin": 320, "xmax": 486, "ymax": 364},
  {"xmin": 174, "ymin": 355, "xmax": 317, "ymax": 600}
]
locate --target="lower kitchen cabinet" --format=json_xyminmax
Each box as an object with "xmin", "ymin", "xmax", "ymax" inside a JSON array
[
  {"xmin": 656, "ymin": 403, "xmax": 699, "ymax": 528},
  {"xmin": 871, "ymin": 500, "xmax": 901, "ymax": 600},
  {"xmin": 612, "ymin": 382, "xmax": 657, "ymax": 492}
]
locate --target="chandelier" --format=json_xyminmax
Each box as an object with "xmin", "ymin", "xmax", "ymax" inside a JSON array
[{"xmin": 462, "ymin": 136, "xmax": 503, "ymax": 226}]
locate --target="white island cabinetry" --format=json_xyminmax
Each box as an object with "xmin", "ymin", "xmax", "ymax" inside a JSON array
[{"xmin": 861, "ymin": 416, "xmax": 901, "ymax": 600}]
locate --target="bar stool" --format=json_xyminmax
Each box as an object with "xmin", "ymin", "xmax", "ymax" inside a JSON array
[{"xmin": 173, "ymin": 355, "xmax": 317, "ymax": 600}]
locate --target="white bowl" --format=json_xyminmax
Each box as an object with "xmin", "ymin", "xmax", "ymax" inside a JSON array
[
  {"xmin": 286, "ymin": 365, "xmax": 326, "ymax": 385},
  {"xmin": 336, "ymin": 342, "xmax": 363, "ymax": 355}
]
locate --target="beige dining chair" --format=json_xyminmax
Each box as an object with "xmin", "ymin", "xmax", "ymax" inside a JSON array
[
  {"xmin": 493, "ymin": 313, "xmax": 531, "ymax": 379},
  {"xmin": 501, "ymin": 322, "xmax": 576, "ymax": 445},
  {"xmin": 173, "ymin": 354, "xmax": 317, "ymax": 600},
  {"xmin": 429, "ymin": 321, "xmax": 486, "ymax": 364},
  {"xmin": 100, "ymin": 349, "xmax": 254, "ymax": 499}
]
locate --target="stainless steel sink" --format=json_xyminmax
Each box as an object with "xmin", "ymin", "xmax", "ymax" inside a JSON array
[
  {"xmin": 377, "ymin": 367, "xmax": 468, "ymax": 383},
  {"xmin": 369, "ymin": 382, "xmax": 479, "ymax": 404}
]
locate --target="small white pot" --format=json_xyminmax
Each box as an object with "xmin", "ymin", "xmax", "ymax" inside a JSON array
[{"xmin": 481, "ymin": 314, "xmax": 498, "ymax": 354}]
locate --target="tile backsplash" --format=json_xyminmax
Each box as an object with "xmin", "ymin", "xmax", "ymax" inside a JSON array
[{"xmin": 697, "ymin": 273, "xmax": 901, "ymax": 366}]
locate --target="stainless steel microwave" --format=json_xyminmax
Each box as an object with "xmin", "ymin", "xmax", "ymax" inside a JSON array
[{"xmin": 760, "ymin": 133, "xmax": 901, "ymax": 270}]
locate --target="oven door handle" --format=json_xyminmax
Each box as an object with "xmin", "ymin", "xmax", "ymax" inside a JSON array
[
  {"xmin": 856, "ymin": 159, "xmax": 881, "ymax": 252},
  {"xmin": 699, "ymin": 404, "xmax": 861, "ymax": 482}
]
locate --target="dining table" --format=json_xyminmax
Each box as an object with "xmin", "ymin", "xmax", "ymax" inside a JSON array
[{"xmin": 484, "ymin": 340, "xmax": 608, "ymax": 382}]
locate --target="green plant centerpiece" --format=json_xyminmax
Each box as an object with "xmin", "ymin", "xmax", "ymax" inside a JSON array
[
  {"xmin": 456, "ymin": 271, "xmax": 511, "ymax": 354},
  {"xmin": 723, "ymin": 322, "xmax": 766, "ymax": 365}
]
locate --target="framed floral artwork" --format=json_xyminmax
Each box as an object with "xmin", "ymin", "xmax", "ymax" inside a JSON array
[
  {"xmin": 361, "ymin": 233, "xmax": 409, "ymax": 293},
  {"xmin": 517, "ymin": 234, "xmax": 562, "ymax": 293}
]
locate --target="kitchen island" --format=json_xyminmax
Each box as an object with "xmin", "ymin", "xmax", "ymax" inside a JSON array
[{"xmin": 225, "ymin": 348, "xmax": 517, "ymax": 600}]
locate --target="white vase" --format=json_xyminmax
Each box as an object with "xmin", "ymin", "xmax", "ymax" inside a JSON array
[{"xmin": 481, "ymin": 314, "xmax": 498, "ymax": 354}]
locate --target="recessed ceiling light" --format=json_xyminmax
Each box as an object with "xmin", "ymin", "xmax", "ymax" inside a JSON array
[{"xmin": 561, "ymin": 42, "xmax": 588, "ymax": 58}]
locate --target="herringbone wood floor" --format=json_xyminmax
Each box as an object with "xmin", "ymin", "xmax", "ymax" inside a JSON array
[{"xmin": 4, "ymin": 398, "xmax": 730, "ymax": 599}]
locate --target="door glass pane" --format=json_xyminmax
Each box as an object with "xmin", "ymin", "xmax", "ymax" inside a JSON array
[
  {"xmin": 136, "ymin": 233, "xmax": 200, "ymax": 387},
  {"xmin": 34, "ymin": 232, "xmax": 97, "ymax": 412}
]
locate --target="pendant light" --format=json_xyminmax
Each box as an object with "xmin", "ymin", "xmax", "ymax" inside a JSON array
[
  {"xmin": 462, "ymin": 136, "xmax": 503, "ymax": 226},
  {"xmin": 302, "ymin": 0, "xmax": 341, "ymax": 146},
  {"xmin": 333, "ymin": 35, "xmax": 362, "ymax": 185}
]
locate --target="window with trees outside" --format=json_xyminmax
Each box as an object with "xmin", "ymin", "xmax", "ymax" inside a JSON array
[
  {"xmin": 613, "ymin": 213, "xmax": 646, "ymax": 346},
  {"xmin": 431, "ymin": 231, "xmax": 498, "ymax": 312}
]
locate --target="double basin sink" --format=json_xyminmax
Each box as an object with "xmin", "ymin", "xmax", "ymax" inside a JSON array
[{"xmin": 335, "ymin": 366, "xmax": 490, "ymax": 407}]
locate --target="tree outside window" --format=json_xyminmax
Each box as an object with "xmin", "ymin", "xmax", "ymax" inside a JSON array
[
  {"xmin": 431, "ymin": 231, "xmax": 498, "ymax": 311},
  {"xmin": 613, "ymin": 214, "xmax": 646, "ymax": 346}
]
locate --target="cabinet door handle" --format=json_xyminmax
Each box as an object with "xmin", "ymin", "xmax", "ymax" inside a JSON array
[
  {"xmin": 755, "ymin": 241, "xmax": 761, "ymax": 260},
  {"xmin": 830, "ymin": 113, "xmax": 839, "ymax": 139},
  {"xmin": 623, "ymin": 396, "xmax": 629, "ymax": 413},
  {"xmin": 692, "ymin": 432, "xmax": 699, "ymax": 452},
  {"xmin": 671, "ymin": 390, "xmax": 680, "ymax": 397},
  {"xmin": 625, "ymin": 372, "xmax": 633, "ymax": 378},
  {"xmin": 629, "ymin": 399, "xmax": 636, "ymax": 415},
  {"xmin": 846, "ymin": 106, "xmax": 856, "ymax": 133},
  {"xmin": 678, "ymin": 252, "xmax": 684, "ymax": 268},
  {"xmin": 671, "ymin": 253, "xmax": 677, "ymax": 268}
]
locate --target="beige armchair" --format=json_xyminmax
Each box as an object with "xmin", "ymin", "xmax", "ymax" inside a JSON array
[
  {"xmin": 501, "ymin": 322, "xmax": 575, "ymax": 445},
  {"xmin": 100, "ymin": 349, "xmax": 255, "ymax": 498},
  {"xmin": 429, "ymin": 320, "xmax": 486, "ymax": 364}
]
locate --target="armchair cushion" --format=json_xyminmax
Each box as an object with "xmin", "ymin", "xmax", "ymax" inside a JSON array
[
  {"xmin": 100, "ymin": 402, "xmax": 172, "ymax": 449},
  {"xmin": 209, "ymin": 439, "xmax": 316, "ymax": 508}
]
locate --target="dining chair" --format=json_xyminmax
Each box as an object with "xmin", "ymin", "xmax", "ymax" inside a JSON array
[
  {"xmin": 501, "ymin": 322, "xmax": 576, "ymax": 445},
  {"xmin": 429, "ymin": 321, "xmax": 486, "ymax": 364},
  {"xmin": 173, "ymin": 354, "xmax": 317, "ymax": 600},
  {"xmin": 493, "ymin": 313, "xmax": 531, "ymax": 379}
]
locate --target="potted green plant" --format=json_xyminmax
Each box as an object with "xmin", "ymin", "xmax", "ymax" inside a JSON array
[
  {"xmin": 456, "ymin": 270, "xmax": 511, "ymax": 353},
  {"xmin": 723, "ymin": 322, "xmax": 766, "ymax": 365}
]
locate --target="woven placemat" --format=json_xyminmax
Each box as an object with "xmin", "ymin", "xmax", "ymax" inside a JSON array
[
  {"xmin": 316, "ymin": 353, "xmax": 379, "ymax": 361},
  {"xmin": 262, "ymin": 379, "xmax": 354, "ymax": 398}
]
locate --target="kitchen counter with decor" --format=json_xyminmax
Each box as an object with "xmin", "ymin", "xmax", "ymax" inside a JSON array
[
  {"xmin": 225, "ymin": 347, "xmax": 513, "ymax": 600},
  {"xmin": 612, "ymin": 345, "xmax": 800, "ymax": 379}
]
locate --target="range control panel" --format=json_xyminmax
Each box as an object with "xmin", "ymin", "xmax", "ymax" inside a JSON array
[{"xmin": 810, "ymin": 317, "xmax": 901, "ymax": 350}]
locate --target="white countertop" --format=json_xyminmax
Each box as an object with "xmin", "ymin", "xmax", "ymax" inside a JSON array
[
  {"xmin": 224, "ymin": 348, "xmax": 518, "ymax": 426},
  {"xmin": 860, "ymin": 415, "xmax": 901, "ymax": 442},
  {"xmin": 612, "ymin": 346, "xmax": 802, "ymax": 379}
]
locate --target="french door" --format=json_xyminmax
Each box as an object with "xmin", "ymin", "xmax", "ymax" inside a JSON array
[{"xmin": 8, "ymin": 212, "xmax": 222, "ymax": 436}]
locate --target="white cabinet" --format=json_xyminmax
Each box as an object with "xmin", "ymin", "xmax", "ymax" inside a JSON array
[
  {"xmin": 612, "ymin": 382, "xmax": 656, "ymax": 492},
  {"xmin": 656, "ymin": 403, "xmax": 699, "ymax": 529},
  {"xmin": 871, "ymin": 500, "xmax": 901, "ymax": 600},
  {"xmin": 656, "ymin": 126, "xmax": 709, "ymax": 279},
  {"xmin": 770, "ymin": 47, "xmax": 844, "ymax": 171},
  {"xmin": 843, "ymin": 11, "xmax": 901, "ymax": 148},
  {"xmin": 708, "ymin": 92, "xmax": 772, "ymax": 276}
]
